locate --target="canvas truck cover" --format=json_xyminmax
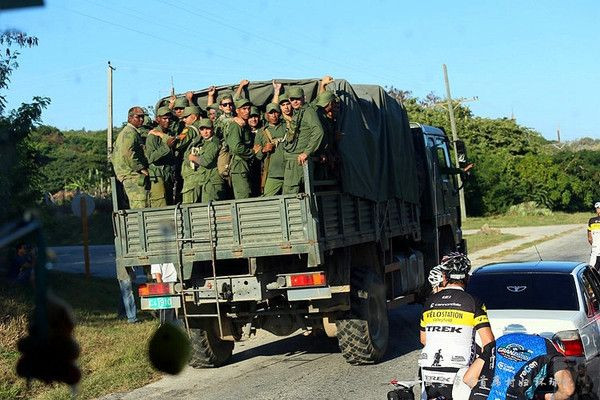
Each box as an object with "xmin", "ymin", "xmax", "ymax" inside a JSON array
[{"xmin": 158, "ymin": 79, "xmax": 419, "ymax": 203}]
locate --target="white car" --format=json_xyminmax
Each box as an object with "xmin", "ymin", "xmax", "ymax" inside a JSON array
[{"xmin": 467, "ymin": 261, "xmax": 600, "ymax": 395}]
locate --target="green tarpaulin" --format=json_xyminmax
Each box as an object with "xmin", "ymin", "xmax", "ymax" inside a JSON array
[{"xmin": 158, "ymin": 79, "xmax": 419, "ymax": 204}]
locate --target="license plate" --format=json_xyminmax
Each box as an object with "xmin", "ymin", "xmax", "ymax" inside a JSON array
[{"xmin": 142, "ymin": 296, "xmax": 180, "ymax": 310}]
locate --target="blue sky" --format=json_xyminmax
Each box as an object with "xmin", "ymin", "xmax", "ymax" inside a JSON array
[{"xmin": 1, "ymin": 0, "xmax": 599, "ymax": 141}]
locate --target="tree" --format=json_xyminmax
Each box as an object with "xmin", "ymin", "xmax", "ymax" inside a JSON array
[{"xmin": 0, "ymin": 30, "xmax": 49, "ymax": 221}]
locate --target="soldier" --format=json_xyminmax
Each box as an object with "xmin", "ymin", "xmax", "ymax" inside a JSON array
[
  {"xmin": 145, "ymin": 106, "xmax": 177, "ymax": 206},
  {"xmin": 169, "ymin": 96, "xmax": 189, "ymax": 134},
  {"xmin": 112, "ymin": 106, "xmax": 150, "ymax": 209},
  {"xmin": 314, "ymin": 91, "xmax": 341, "ymax": 179},
  {"xmin": 255, "ymin": 103, "xmax": 286, "ymax": 196},
  {"xmin": 226, "ymin": 98, "xmax": 260, "ymax": 199},
  {"xmin": 206, "ymin": 103, "xmax": 220, "ymax": 123},
  {"xmin": 248, "ymin": 106, "xmax": 262, "ymax": 196},
  {"xmin": 181, "ymin": 117, "xmax": 225, "ymax": 203},
  {"xmin": 282, "ymin": 87, "xmax": 324, "ymax": 194}
]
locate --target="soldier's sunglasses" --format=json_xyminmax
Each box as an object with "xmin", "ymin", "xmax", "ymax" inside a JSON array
[{"xmin": 220, "ymin": 102, "xmax": 233, "ymax": 107}]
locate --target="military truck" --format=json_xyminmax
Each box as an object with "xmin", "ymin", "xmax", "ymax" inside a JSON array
[{"xmin": 110, "ymin": 79, "xmax": 467, "ymax": 367}]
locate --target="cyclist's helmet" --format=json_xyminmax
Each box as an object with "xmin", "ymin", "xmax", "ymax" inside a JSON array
[
  {"xmin": 427, "ymin": 265, "xmax": 444, "ymax": 289},
  {"xmin": 439, "ymin": 252, "xmax": 471, "ymax": 280}
]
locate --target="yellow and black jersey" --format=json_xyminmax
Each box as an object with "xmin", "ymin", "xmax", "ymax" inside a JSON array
[
  {"xmin": 589, "ymin": 216, "xmax": 600, "ymax": 248},
  {"xmin": 419, "ymin": 287, "xmax": 490, "ymax": 369}
]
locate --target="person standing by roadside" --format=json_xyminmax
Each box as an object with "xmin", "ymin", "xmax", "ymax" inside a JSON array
[{"xmin": 587, "ymin": 202, "xmax": 600, "ymax": 270}]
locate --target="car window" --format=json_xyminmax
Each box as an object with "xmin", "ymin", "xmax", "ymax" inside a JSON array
[
  {"xmin": 580, "ymin": 273, "xmax": 599, "ymax": 315},
  {"xmin": 583, "ymin": 268, "xmax": 600, "ymax": 313},
  {"xmin": 467, "ymin": 273, "xmax": 578, "ymax": 311}
]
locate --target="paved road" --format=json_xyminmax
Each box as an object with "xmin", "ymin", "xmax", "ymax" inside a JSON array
[{"xmin": 97, "ymin": 224, "xmax": 594, "ymax": 400}]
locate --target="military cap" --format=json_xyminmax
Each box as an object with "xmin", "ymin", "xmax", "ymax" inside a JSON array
[
  {"xmin": 249, "ymin": 106, "xmax": 260, "ymax": 116},
  {"xmin": 266, "ymin": 103, "xmax": 281, "ymax": 113},
  {"xmin": 315, "ymin": 91, "xmax": 339, "ymax": 108},
  {"xmin": 207, "ymin": 103, "xmax": 220, "ymax": 111},
  {"xmin": 218, "ymin": 94, "xmax": 233, "ymax": 104},
  {"xmin": 278, "ymin": 93, "xmax": 290, "ymax": 104},
  {"xmin": 173, "ymin": 97, "xmax": 189, "ymax": 109},
  {"xmin": 198, "ymin": 118, "xmax": 213, "ymax": 129},
  {"xmin": 182, "ymin": 106, "xmax": 201, "ymax": 118},
  {"xmin": 287, "ymin": 87, "xmax": 305, "ymax": 99},
  {"xmin": 156, "ymin": 106, "xmax": 172, "ymax": 117},
  {"xmin": 234, "ymin": 97, "xmax": 252, "ymax": 109}
]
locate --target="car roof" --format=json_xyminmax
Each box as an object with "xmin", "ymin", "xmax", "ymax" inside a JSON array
[{"xmin": 472, "ymin": 261, "xmax": 587, "ymax": 275}]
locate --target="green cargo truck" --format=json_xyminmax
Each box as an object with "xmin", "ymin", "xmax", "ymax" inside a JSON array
[{"xmin": 111, "ymin": 79, "xmax": 467, "ymax": 367}]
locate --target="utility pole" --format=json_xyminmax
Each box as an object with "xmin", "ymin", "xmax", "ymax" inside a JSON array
[
  {"xmin": 107, "ymin": 61, "xmax": 116, "ymax": 161},
  {"xmin": 442, "ymin": 64, "xmax": 467, "ymax": 221}
]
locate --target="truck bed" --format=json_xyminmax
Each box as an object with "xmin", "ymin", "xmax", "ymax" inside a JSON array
[{"xmin": 113, "ymin": 191, "xmax": 420, "ymax": 279}]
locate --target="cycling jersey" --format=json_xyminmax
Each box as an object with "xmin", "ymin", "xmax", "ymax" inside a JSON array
[
  {"xmin": 419, "ymin": 287, "xmax": 490, "ymax": 399},
  {"xmin": 589, "ymin": 216, "xmax": 600, "ymax": 267},
  {"xmin": 469, "ymin": 333, "xmax": 569, "ymax": 400},
  {"xmin": 419, "ymin": 287, "xmax": 490, "ymax": 369}
]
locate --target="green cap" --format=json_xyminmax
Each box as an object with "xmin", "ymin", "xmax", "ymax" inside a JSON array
[
  {"xmin": 249, "ymin": 106, "xmax": 260, "ymax": 116},
  {"xmin": 279, "ymin": 93, "xmax": 290, "ymax": 104},
  {"xmin": 182, "ymin": 106, "xmax": 201, "ymax": 118},
  {"xmin": 217, "ymin": 94, "xmax": 233, "ymax": 104},
  {"xmin": 207, "ymin": 103, "xmax": 220, "ymax": 111},
  {"xmin": 173, "ymin": 97, "xmax": 189, "ymax": 109},
  {"xmin": 234, "ymin": 97, "xmax": 252, "ymax": 109},
  {"xmin": 198, "ymin": 118, "xmax": 213, "ymax": 129},
  {"xmin": 316, "ymin": 91, "xmax": 338, "ymax": 108},
  {"xmin": 156, "ymin": 106, "xmax": 172, "ymax": 117},
  {"xmin": 266, "ymin": 103, "xmax": 280, "ymax": 113},
  {"xmin": 287, "ymin": 87, "xmax": 304, "ymax": 99}
]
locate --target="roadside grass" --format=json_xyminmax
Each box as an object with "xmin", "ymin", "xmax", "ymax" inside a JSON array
[
  {"xmin": 0, "ymin": 271, "xmax": 160, "ymax": 400},
  {"xmin": 463, "ymin": 211, "xmax": 590, "ymax": 230},
  {"xmin": 464, "ymin": 232, "xmax": 521, "ymax": 253}
]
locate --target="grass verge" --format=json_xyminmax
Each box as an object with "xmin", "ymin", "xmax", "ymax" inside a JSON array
[
  {"xmin": 465, "ymin": 232, "xmax": 521, "ymax": 253},
  {"xmin": 0, "ymin": 271, "xmax": 160, "ymax": 400},
  {"xmin": 478, "ymin": 226, "xmax": 581, "ymax": 260},
  {"xmin": 463, "ymin": 212, "xmax": 590, "ymax": 230}
]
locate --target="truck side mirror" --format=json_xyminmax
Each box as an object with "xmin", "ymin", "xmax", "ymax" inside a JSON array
[{"xmin": 454, "ymin": 140, "xmax": 468, "ymax": 167}]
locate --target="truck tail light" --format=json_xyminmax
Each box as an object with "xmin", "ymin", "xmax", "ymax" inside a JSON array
[
  {"xmin": 552, "ymin": 330, "xmax": 585, "ymax": 357},
  {"xmin": 287, "ymin": 272, "xmax": 326, "ymax": 288},
  {"xmin": 138, "ymin": 283, "xmax": 172, "ymax": 297}
]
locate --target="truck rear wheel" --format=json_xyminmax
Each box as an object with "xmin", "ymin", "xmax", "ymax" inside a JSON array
[
  {"xmin": 336, "ymin": 266, "xmax": 389, "ymax": 365},
  {"xmin": 188, "ymin": 320, "xmax": 234, "ymax": 368}
]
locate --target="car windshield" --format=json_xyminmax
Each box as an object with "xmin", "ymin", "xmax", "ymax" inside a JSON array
[{"xmin": 467, "ymin": 272, "xmax": 579, "ymax": 311}]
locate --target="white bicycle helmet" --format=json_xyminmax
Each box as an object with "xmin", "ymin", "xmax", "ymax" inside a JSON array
[{"xmin": 427, "ymin": 265, "xmax": 444, "ymax": 289}]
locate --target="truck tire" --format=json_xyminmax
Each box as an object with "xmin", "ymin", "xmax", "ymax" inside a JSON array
[
  {"xmin": 188, "ymin": 322, "xmax": 234, "ymax": 368},
  {"xmin": 336, "ymin": 266, "xmax": 389, "ymax": 365}
]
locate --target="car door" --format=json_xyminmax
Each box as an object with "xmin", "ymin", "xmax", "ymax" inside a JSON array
[{"xmin": 578, "ymin": 267, "xmax": 600, "ymax": 360}]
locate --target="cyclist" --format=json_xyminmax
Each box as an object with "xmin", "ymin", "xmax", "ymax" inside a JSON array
[
  {"xmin": 463, "ymin": 333, "xmax": 575, "ymax": 400},
  {"xmin": 588, "ymin": 202, "xmax": 600, "ymax": 270},
  {"xmin": 419, "ymin": 252, "xmax": 495, "ymax": 399}
]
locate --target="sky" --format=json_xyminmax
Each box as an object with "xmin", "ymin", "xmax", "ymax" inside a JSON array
[{"xmin": 1, "ymin": 0, "xmax": 599, "ymax": 141}]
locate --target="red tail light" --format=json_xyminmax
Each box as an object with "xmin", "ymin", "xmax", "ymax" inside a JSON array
[
  {"xmin": 138, "ymin": 283, "xmax": 172, "ymax": 296},
  {"xmin": 287, "ymin": 272, "xmax": 326, "ymax": 288},
  {"xmin": 552, "ymin": 330, "xmax": 585, "ymax": 357}
]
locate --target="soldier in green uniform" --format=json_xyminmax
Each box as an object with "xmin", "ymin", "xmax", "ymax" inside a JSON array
[
  {"xmin": 207, "ymin": 103, "xmax": 220, "ymax": 123},
  {"xmin": 138, "ymin": 113, "xmax": 155, "ymax": 144},
  {"xmin": 282, "ymin": 87, "xmax": 324, "ymax": 194},
  {"xmin": 181, "ymin": 116, "xmax": 225, "ymax": 203},
  {"xmin": 226, "ymin": 98, "xmax": 260, "ymax": 199},
  {"xmin": 145, "ymin": 106, "xmax": 177, "ymax": 206},
  {"xmin": 112, "ymin": 106, "xmax": 150, "ymax": 208},
  {"xmin": 254, "ymin": 103, "xmax": 287, "ymax": 196},
  {"xmin": 314, "ymin": 91, "xmax": 341, "ymax": 179},
  {"xmin": 248, "ymin": 106, "xmax": 263, "ymax": 196},
  {"xmin": 168, "ymin": 96, "xmax": 189, "ymax": 135}
]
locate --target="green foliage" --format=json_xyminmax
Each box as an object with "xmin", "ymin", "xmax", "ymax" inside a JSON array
[
  {"xmin": 388, "ymin": 87, "xmax": 600, "ymax": 215},
  {"xmin": 32, "ymin": 126, "xmax": 111, "ymax": 195}
]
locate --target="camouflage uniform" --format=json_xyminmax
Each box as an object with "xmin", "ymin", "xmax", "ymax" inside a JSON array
[
  {"xmin": 112, "ymin": 122, "xmax": 149, "ymax": 208},
  {"xmin": 225, "ymin": 99, "xmax": 255, "ymax": 199},
  {"xmin": 282, "ymin": 88, "xmax": 324, "ymax": 194},
  {"xmin": 254, "ymin": 104, "xmax": 287, "ymax": 196},
  {"xmin": 145, "ymin": 126, "xmax": 176, "ymax": 207},
  {"xmin": 181, "ymin": 119, "xmax": 225, "ymax": 203}
]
